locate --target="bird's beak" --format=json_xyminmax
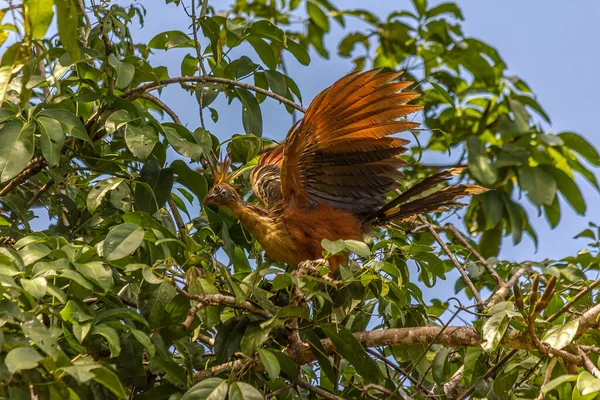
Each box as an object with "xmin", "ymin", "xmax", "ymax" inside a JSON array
[{"xmin": 203, "ymin": 192, "xmax": 217, "ymax": 206}]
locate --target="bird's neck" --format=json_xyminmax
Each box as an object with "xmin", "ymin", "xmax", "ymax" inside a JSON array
[{"xmin": 229, "ymin": 201, "xmax": 273, "ymax": 234}]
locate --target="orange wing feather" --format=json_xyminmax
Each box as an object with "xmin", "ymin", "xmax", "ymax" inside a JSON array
[{"xmin": 278, "ymin": 69, "xmax": 422, "ymax": 218}]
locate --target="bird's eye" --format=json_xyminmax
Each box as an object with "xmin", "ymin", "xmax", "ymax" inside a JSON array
[{"xmin": 214, "ymin": 185, "xmax": 221, "ymax": 192}]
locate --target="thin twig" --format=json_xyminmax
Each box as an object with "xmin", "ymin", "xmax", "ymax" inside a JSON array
[
  {"xmin": 136, "ymin": 92, "xmax": 182, "ymax": 124},
  {"xmin": 443, "ymin": 223, "xmax": 502, "ymax": 284},
  {"xmin": 457, "ymin": 349, "xmax": 518, "ymax": 400},
  {"xmin": 0, "ymin": 157, "xmax": 47, "ymax": 197},
  {"xmin": 175, "ymin": 285, "xmax": 272, "ymax": 330},
  {"xmin": 418, "ymin": 215, "xmax": 484, "ymax": 306},
  {"xmin": 363, "ymin": 384, "xmax": 404, "ymax": 400},
  {"xmin": 296, "ymin": 379, "xmax": 344, "ymax": 400},
  {"xmin": 27, "ymin": 179, "xmax": 54, "ymax": 208},
  {"xmin": 190, "ymin": 0, "xmax": 207, "ymax": 128},
  {"xmin": 546, "ymin": 279, "xmax": 600, "ymax": 323},
  {"xmin": 488, "ymin": 267, "xmax": 528, "ymax": 306},
  {"xmin": 266, "ymin": 384, "xmax": 294, "ymax": 398},
  {"xmin": 536, "ymin": 358, "xmax": 557, "ymax": 400},
  {"xmin": 168, "ymin": 196, "xmax": 186, "ymax": 240},
  {"xmin": 579, "ymin": 347, "xmax": 600, "ymax": 379},
  {"xmin": 122, "ymin": 76, "xmax": 306, "ymax": 112},
  {"xmin": 77, "ymin": 0, "xmax": 92, "ymax": 47}
]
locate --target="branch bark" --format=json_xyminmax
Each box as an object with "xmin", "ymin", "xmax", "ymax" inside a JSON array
[{"xmin": 121, "ymin": 76, "xmax": 306, "ymax": 112}]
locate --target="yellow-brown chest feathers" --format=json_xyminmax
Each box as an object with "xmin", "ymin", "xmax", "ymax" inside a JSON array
[{"xmin": 232, "ymin": 202, "xmax": 362, "ymax": 266}]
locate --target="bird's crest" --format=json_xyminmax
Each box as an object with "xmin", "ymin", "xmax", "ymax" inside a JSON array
[{"xmin": 207, "ymin": 152, "xmax": 246, "ymax": 185}]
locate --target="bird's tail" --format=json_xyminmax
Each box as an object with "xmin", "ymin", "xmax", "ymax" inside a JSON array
[{"xmin": 368, "ymin": 168, "xmax": 488, "ymax": 225}]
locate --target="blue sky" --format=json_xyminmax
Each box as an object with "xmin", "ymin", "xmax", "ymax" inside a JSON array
[{"xmin": 133, "ymin": 0, "xmax": 600, "ymax": 263}]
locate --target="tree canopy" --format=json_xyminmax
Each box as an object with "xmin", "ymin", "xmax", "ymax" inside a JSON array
[{"xmin": 1, "ymin": 0, "xmax": 600, "ymax": 399}]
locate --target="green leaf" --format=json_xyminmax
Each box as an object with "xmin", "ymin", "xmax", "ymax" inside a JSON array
[
  {"xmin": 338, "ymin": 32, "xmax": 369, "ymax": 57},
  {"xmin": 250, "ymin": 20, "xmax": 286, "ymax": 44},
  {"xmin": 508, "ymin": 98, "xmax": 530, "ymax": 132},
  {"xmin": 541, "ymin": 319, "xmax": 579, "ymax": 350},
  {"xmin": 228, "ymin": 382, "xmax": 264, "ymax": 400},
  {"xmin": 91, "ymin": 325, "xmax": 121, "ymax": 358},
  {"xmin": 171, "ymin": 159, "xmax": 208, "ymax": 202},
  {"xmin": 502, "ymin": 195, "xmax": 523, "ymax": 244},
  {"xmin": 542, "ymin": 375, "xmax": 578, "ymax": 395},
  {"xmin": 321, "ymin": 324, "xmax": 382, "ymax": 383},
  {"xmin": 285, "ymin": 39, "xmax": 310, "ymax": 65},
  {"xmin": 39, "ymin": 109, "xmax": 90, "ymax": 142},
  {"xmin": 21, "ymin": 317, "xmax": 60, "ymax": 357},
  {"xmin": 73, "ymin": 261, "xmax": 114, "ymax": 291},
  {"xmin": 139, "ymin": 282, "xmax": 177, "ymax": 329},
  {"xmin": 520, "ymin": 165, "xmax": 556, "ymax": 206},
  {"xmin": 227, "ymin": 134, "xmax": 260, "ymax": 163},
  {"xmin": 134, "ymin": 159, "xmax": 174, "ymax": 215},
  {"xmin": 131, "ymin": 328, "xmax": 156, "ymax": 357},
  {"xmin": 125, "ymin": 124, "xmax": 158, "ymax": 160},
  {"xmin": 344, "ymin": 239, "xmax": 371, "ymax": 258},
  {"xmin": 307, "ymin": 1, "xmax": 330, "ymax": 32},
  {"xmin": 264, "ymin": 70, "xmax": 287, "ymax": 98},
  {"xmin": 91, "ymin": 365, "xmax": 128, "ymax": 399},
  {"xmin": 0, "ymin": 120, "xmax": 35, "ymax": 182},
  {"xmin": 87, "ymin": 178, "xmax": 125, "ymax": 213},
  {"xmin": 559, "ymin": 132, "xmax": 600, "ymax": 166},
  {"xmin": 215, "ymin": 317, "xmax": 248, "ymax": 363},
  {"xmin": 60, "ymin": 300, "xmax": 94, "ymax": 324},
  {"xmin": 5, "ymin": 347, "xmax": 44, "ymax": 374},
  {"xmin": 432, "ymin": 348, "xmax": 451, "ymax": 385},
  {"xmin": 258, "ymin": 349, "xmax": 280, "ymax": 380},
  {"xmin": 103, "ymin": 223, "xmax": 145, "ymax": 261},
  {"xmin": 426, "ymin": 3, "xmax": 463, "ymax": 20},
  {"xmin": 321, "ymin": 239, "xmax": 345, "ymax": 255},
  {"xmin": 108, "ymin": 54, "xmax": 135, "ymax": 89},
  {"xmin": 544, "ymin": 166, "xmax": 586, "ymax": 214},
  {"xmin": 164, "ymin": 124, "xmax": 209, "ymax": 161},
  {"xmin": 467, "ymin": 136, "xmax": 497, "ymax": 186},
  {"xmin": 36, "ymin": 116, "xmax": 65, "ymax": 167},
  {"xmin": 54, "ymin": 0, "xmax": 80, "ymax": 61},
  {"xmin": 59, "ymin": 360, "xmax": 97, "ymax": 384},
  {"xmin": 412, "ymin": 0, "xmax": 427, "ymax": 15},
  {"xmin": 95, "ymin": 308, "xmax": 148, "ymax": 329},
  {"xmin": 24, "ymin": 0, "xmax": 55, "ymax": 39},
  {"xmin": 148, "ymin": 30, "xmax": 192, "ymax": 50},
  {"xmin": 481, "ymin": 191, "xmax": 504, "ymax": 230},
  {"xmin": 235, "ymin": 88, "xmax": 263, "ymax": 136},
  {"xmin": 246, "ymin": 37, "xmax": 277, "ymax": 70},
  {"xmin": 481, "ymin": 311, "xmax": 509, "ymax": 352},
  {"xmin": 21, "ymin": 277, "xmax": 47, "ymax": 300},
  {"xmin": 182, "ymin": 378, "xmax": 229, "ymax": 400},
  {"xmin": 577, "ymin": 372, "xmax": 600, "ymax": 396},
  {"xmin": 105, "ymin": 110, "xmax": 136, "ymax": 135}
]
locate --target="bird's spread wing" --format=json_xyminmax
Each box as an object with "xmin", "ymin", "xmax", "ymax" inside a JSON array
[
  {"xmin": 250, "ymin": 145, "xmax": 284, "ymax": 207},
  {"xmin": 279, "ymin": 69, "xmax": 422, "ymax": 217}
]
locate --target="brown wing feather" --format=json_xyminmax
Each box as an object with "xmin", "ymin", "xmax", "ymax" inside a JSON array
[
  {"xmin": 250, "ymin": 146, "xmax": 284, "ymax": 207},
  {"xmin": 280, "ymin": 69, "xmax": 422, "ymax": 218}
]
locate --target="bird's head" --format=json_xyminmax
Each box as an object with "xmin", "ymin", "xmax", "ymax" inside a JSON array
[
  {"xmin": 204, "ymin": 183, "xmax": 240, "ymax": 208},
  {"xmin": 203, "ymin": 152, "xmax": 244, "ymax": 210}
]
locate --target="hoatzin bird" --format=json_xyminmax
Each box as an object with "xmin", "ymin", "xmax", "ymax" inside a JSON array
[{"xmin": 203, "ymin": 69, "xmax": 486, "ymax": 273}]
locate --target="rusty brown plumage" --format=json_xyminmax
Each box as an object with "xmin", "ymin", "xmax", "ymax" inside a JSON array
[{"xmin": 204, "ymin": 69, "xmax": 487, "ymax": 273}]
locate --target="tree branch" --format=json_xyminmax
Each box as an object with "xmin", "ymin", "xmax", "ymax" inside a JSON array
[
  {"xmin": 546, "ymin": 279, "xmax": 600, "ymax": 323},
  {"xmin": 168, "ymin": 196, "xmax": 186, "ymax": 240},
  {"xmin": 443, "ymin": 223, "xmax": 502, "ymax": 284},
  {"xmin": 135, "ymin": 92, "xmax": 182, "ymax": 124},
  {"xmin": 296, "ymin": 380, "xmax": 345, "ymax": 400},
  {"xmin": 0, "ymin": 157, "xmax": 47, "ymax": 197},
  {"xmin": 121, "ymin": 76, "xmax": 306, "ymax": 112},
  {"xmin": 175, "ymin": 285, "xmax": 272, "ymax": 331},
  {"xmin": 417, "ymin": 215, "xmax": 484, "ymax": 306}
]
